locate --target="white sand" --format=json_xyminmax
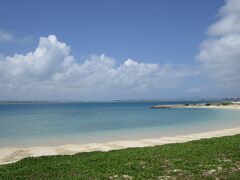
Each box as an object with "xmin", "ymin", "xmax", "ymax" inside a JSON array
[
  {"xmin": 186, "ymin": 104, "xmax": 240, "ymax": 110},
  {"xmin": 151, "ymin": 104, "xmax": 240, "ymax": 110},
  {"xmin": 0, "ymin": 126, "xmax": 240, "ymax": 165}
]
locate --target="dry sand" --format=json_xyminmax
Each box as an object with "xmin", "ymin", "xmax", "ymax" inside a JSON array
[
  {"xmin": 1, "ymin": 126, "xmax": 240, "ymax": 165},
  {"xmin": 186, "ymin": 104, "xmax": 240, "ymax": 110},
  {"xmin": 151, "ymin": 104, "xmax": 240, "ymax": 110}
]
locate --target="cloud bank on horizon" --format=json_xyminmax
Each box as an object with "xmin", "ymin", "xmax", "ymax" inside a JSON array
[
  {"xmin": 0, "ymin": 0, "xmax": 239, "ymax": 100},
  {"xmin": 0, "ymin": 35, "xmax": 195, "ymax": 100}
]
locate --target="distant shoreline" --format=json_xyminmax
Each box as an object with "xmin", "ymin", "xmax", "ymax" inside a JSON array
[
  {"xmin": 151, "ymin": 102, "xmax": 240, "ymax": 110},
  {"xmin": 0, "ymin": 99, "xmax": 235, "ymax": 104}
]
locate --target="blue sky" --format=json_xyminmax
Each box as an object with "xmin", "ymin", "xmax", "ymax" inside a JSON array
[
  {"xmin": 0, "ymin": 0, "xmax": 223, "ymax": 63},
  {"xmin": 0, "ymin": 0, "xmax": 239, "ymax": 100}
]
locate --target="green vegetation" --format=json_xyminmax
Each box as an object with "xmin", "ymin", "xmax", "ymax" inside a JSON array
[
  {"xmin": 221, "ymin": 102, "xmax": 232, "ymax": 106},
  {"xmin": 203, "ymin": 102, "xmax": 233, "ymax": 106},
  {"xmin": 1, "ymin": 135, "xmax": 240, "ymax": 179}
]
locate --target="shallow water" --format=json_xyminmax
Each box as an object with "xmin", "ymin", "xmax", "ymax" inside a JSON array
[{"xmin": 0, "ymin": 101, "xmax": 239, "ymax": 147}]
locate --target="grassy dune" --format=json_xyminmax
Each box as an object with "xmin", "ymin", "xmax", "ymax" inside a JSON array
[{"xmin": 1, "ymin": 135, "xmax": 240, "ymax": 179}]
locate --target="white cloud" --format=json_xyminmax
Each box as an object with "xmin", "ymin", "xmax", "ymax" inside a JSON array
[
  {"xmin": 208, "ymin": 0, "xmax": 240, "ymax": 36},
  {"xmin": 0, "ymin": 35, "xmax": 194, "ymax": 100},
  {"xmin": 197, "ymin": 0, "xmax": 240, "ymax": 88},
  {"xmin": 0, "ymin": 30, "xmax": 32, "ymax": 43}
]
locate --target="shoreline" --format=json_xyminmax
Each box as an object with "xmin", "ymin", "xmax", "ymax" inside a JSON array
[
  {"xmin": 1, "ymin": 126, "xmax": 240, "ymax": 165},
  {"xmin": 151, "ymin": 104, "xmax": 240, "ymax": 110},
  {"xmin": 186, "ymin": 105, "xmax": 240, "ymax": 110}
]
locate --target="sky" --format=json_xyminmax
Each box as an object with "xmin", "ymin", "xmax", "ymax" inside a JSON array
[{"xmin": 0, "ymin": 0, "xmax": 239, "ymax": 100}]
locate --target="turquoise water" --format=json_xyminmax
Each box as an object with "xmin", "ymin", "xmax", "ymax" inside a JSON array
[{"xmin": 0, "ymin": 101, "xmax": 240, "ymax": 147}]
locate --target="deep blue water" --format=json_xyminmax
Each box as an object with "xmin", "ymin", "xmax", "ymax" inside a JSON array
[{"xmin": 0, "ymin": 101, "xmax": 240, "ymax": 147}]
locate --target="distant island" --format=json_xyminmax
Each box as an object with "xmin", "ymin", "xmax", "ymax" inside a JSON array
[{"xmin": 0, "ymin": 98, "xmax": 240, "ymax": 104}]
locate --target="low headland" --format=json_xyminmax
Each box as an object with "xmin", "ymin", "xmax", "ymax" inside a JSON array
[{"xmin": 151, "ymin": 101, "xmax": 240, "ymax": 110}]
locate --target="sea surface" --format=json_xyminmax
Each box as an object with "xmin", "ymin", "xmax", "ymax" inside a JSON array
[{"xmin": 0, "ymin": 101, "xmax": 240, "ymax": 147}]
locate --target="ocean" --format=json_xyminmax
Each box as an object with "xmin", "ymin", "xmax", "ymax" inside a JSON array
[{"xmin": 0, "ymin": 101, "xmax": 240, "ymax": 147}]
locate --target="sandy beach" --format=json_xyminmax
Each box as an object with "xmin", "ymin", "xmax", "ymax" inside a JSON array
[
  {"xmin": 152, "ymin": 103, "xmax": 240, "ymax": 110},
  {"xmin": 1, "ymin": 125, "xmax": 240, "ymax": 165},
  {"xmin": 186, "ymin": 104, "xmax": 240, "ymax": 110}
]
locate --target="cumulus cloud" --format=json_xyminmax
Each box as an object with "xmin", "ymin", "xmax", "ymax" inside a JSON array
[
  {"xmin": 197, "ymin": 0, "xmax": 240, "ymax": 88},
  {"xmin": 0, "ymin": 35, "xmax": 194, "ymax": 100}
]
